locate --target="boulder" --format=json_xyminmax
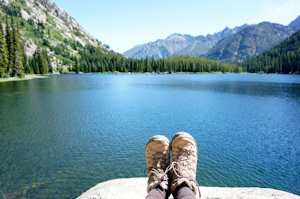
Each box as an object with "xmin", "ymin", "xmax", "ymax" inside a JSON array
[
  {"xmin": 77, "ymin": 178, "xmax": 300, "ymax": 199},
  {"xmin": 21, "ymin": 10, "xmax": 30, "ymax": 21}
]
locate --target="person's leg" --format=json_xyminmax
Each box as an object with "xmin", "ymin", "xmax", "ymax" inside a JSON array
[
  {"xmin": 173, "ymin": 183, "xmax": 196, "ymax": 199},
  {"xmin": 145, "ymin": 187, "xmax": 167, "ymax": 199},
  {"xmin": 144, "ymin": 135, "xmax": 171, "ymax": 199},
  {"xmin": 170, "ymin": 132, "xmax": 201, "ymax": 198}
]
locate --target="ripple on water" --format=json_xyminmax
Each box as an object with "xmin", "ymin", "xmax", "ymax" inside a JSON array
[{"xmin": 0, "ymin": 74, "xmax": 300, "ymax": 198}]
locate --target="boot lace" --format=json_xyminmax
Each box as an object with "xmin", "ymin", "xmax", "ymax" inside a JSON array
[
  {"xmin": 144, "ymin": 152, "xmax": 171, "ymax": 184},
  {"xmin": 172, "ymin": 149, "xmax": 201, "ymax": 197}
]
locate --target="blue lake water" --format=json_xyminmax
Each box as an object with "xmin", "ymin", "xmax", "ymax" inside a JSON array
[{"xmin": 0, "ymin": 74, "xmax": 300, "ymax": 198}]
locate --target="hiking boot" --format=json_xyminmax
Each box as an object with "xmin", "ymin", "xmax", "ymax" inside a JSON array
[
  {"xmin": 145, "ymin": 135, "xmax": 171, "ymax": 192},
  {"xmin": 170, "ymin": 132, "xmax": 201, "ymax": 197}
]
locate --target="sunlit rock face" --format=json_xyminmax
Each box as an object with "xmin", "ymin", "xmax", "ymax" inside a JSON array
[{"xmin": 77, "ymin": 178, "xmax": 300, "ymax": 199}]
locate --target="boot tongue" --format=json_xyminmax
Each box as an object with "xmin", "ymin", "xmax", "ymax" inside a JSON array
[
  {"xmin": 157, "ymin": 162, "xmax": 161, "ymax": 169},
  {"xmin": 155, "ymin": 153, "xmax": 168, "ymax": 169}
]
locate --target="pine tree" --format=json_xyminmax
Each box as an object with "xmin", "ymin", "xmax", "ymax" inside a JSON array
[
  {"xmin": 146, "ymin": 56, "xmax": 150, "ymax": 72},
  {"xmin": 0, "ymin": 19, "xmax": 9, "ymax": 78},
  {"xmin": 75, "ymin": 58, "xmax": 79, "ymax": 74},
  {"xmin": 135, "ymin": 59, "xmax": 138, "ymax": 72},
  {"xmin": 6, "ymin": 18, "xmax": 14, "ymax": 75},
  {"xmin": 34, "ymin": 57, "xmax": 40, "ymax": 74},
  {"xmin": 28, "ymin": 59, "xmax": 33, "ymax": 74},
  {"xmin": 101, "ymin": 63, "xmax": 105, "ymax": 72},
  {"xmin": 88, "ymin": 63, "xmax": 91, "ymax": 73},
  {"xmin": 121, "ymin": 57, "xmax": 125, "ymax": 72},
  {"xmin": 21, "ymin": 40, "xmax": 28, "ymax": 73},
  {"xmin": 39, "ymin": 50, "xmax": 48, "ymax": 75},
  {"xmin": 105, "ymin": 62, "xmax": 108, "ymax": 72},
  {"xmin": 13, "ymin": 22, "xmax": 23, "ymax": 77},
  {"xmin": 81, "ymin": 60, "xmax": 85, "ymax": 72}
]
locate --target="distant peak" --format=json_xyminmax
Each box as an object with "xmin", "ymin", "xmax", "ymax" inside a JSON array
[
  {"xmin": 167, "ymin": 33, "xmax": 190, "ymax": 37},
  {"xmin": 166, "ymin": 33, "xmax": 194, "ymax": 40},
  {"xmin": 289, "ymin": 15, "xmax": 300, "ymax": 27},
  {"xmin": 234, "ymin": 23, "xmax": 248, "ymax": 29},
  {"xmin": 170, "ymin": 33, "xmax": 182, "ymax": 36}
]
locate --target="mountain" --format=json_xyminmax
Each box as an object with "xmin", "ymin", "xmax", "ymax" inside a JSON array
[
  {"xmin": 123, "ymin": 33, "xmax": 194, "ymax": 59},
  {"xmin": 289, "ymin": 15, "xmax": 300, "ymax": 26},
  {"xmin": 202, "ymin": 22, "xmax": 300, "ymax": 63},
  {"xmin": 2, "ymin": 0, "xmax": 104, "ymax": 53},
  {"xmin": 173, "ymin": 24, "xmax": 248, "ymax": 57},
  {"xmin": 240, "ymin": 28, "xmax": 300, "ymax": 73},
  {"xmin": 0, "ymin": 0, "xmax": 112, "ymax": 72},
  {"xmin": 123, "ymin": 25, "xmax": 248, "ymax": 59}
]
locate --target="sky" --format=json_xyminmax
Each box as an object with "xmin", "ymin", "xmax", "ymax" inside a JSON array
[{"xmin": 52, "ymin": 0, "xmax": 300, "ymax": 54}]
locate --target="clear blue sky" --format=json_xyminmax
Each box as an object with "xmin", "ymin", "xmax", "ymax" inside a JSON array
[{"xmin": 52, "ymin": 0, "xmax": 300, "ymax": 54}]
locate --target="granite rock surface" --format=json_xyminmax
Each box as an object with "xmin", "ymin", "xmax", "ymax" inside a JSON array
[{"xmin": 77, "ymin": 178, "xmax": 300, "ymax": 199}]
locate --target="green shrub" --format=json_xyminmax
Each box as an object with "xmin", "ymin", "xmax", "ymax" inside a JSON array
[
  {"xmin": 18, "ymin": 73, "xmax": 25, "ymax": 78},
  {"xmin": 62, "ymin": 71, "xmax": 76, "ymax": 74}
]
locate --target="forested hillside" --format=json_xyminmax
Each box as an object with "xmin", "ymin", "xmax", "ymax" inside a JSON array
[
  {"xmin": 75, "ymin": 46, "xmax": 243, "ymax": 74},
  {"xmin": 5, "ymin": 0, "xmax": 293, "ymax": 76},
  {"xmin": 0, "ymin": 0, "xmax": 246, "ymax": 77},
  {"xmin": 0, "ymin": 0, "xmax": 121, "ymax": 76},
  {"xmin": 239, "ymin": 29, "xmax": 300, "ymax": 74}
]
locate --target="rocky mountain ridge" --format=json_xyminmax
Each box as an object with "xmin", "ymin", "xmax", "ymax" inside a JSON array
[
  {"xmin": 173, "ymin": 24, "xmax": 248, "ymax": 57},
  {"xmin": 123, "ymin": 15, "xmax": 300, "ymax": 62},
  {"xmin": 123, "ymin": 25, "xmax": 248, "ymax": 59},
  {"xmin": 123, "ymin": 33, "xmax": 194, "ymax": 59},
  {"xmin": 202, "ymin": 22, "xmax": 300, "ymax": 63}
]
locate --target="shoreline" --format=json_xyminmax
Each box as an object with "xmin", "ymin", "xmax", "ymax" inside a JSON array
[
  {"xmin": 68, "ymin": 71, "xmax": 299, "ymax": 75},
  {"xmin": 0, "ymin": 75, "xmax": 49, "ymax": 83},
  {"xmin": 0, "ymin": 72, "xmax": 297, "ymax": 83}
]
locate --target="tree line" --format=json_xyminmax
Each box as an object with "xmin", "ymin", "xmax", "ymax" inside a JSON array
[
  {"xmin": 68, "ymin": 45, "xmax": 243, "ymax": 74},
  {"xmin": 2, "ymin": 15, "xmax": 299, "ymax": 76},
  {"xmin": 0, "ymin": 17, "xmax": 25, "ymax": 78},
  {"xmin": 0, "ymin": 16, "xmax": 51, "ymax": 77}
]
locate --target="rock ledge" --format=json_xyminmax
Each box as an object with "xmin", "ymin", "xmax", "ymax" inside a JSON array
[{"xmin": 77, "ymin": 178, "xmax": 300, "ymax": 199}]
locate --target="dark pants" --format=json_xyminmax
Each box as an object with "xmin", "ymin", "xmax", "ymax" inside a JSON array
[{"xmin": 145, "ymin": 184, "xmax": 196, "ymax": 199}]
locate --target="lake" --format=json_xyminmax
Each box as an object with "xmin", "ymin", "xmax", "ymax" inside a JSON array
[{"xmin": 0, "ymin": 74, "xmax": 299, "ymax": 198}]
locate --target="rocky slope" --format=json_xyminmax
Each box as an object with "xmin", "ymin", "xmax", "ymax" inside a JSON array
[
  {"xmin": 173, "ymin": 24, "xmax": 248, "ymax": 57},
  {"xmin": 202, "ymin": 22, "xmax": 300, "ymax": 63},
  {"xmin": 123, "ymin": 25, "xmax": 248, "ymax": 59},
  {"xmin": 289, "ymin": 15, "xmax": 300, "ymax": 27},
  {"xmin": 241, "ymin": 28, "xmax": 300, "ymax": 73},
  {"xmin": 123, "ymin": 33, "xmax": 194, "ymax": 59},
  {"xmin": 0, "ymin": 0, "xmax": 106, "ymax": 70}
]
